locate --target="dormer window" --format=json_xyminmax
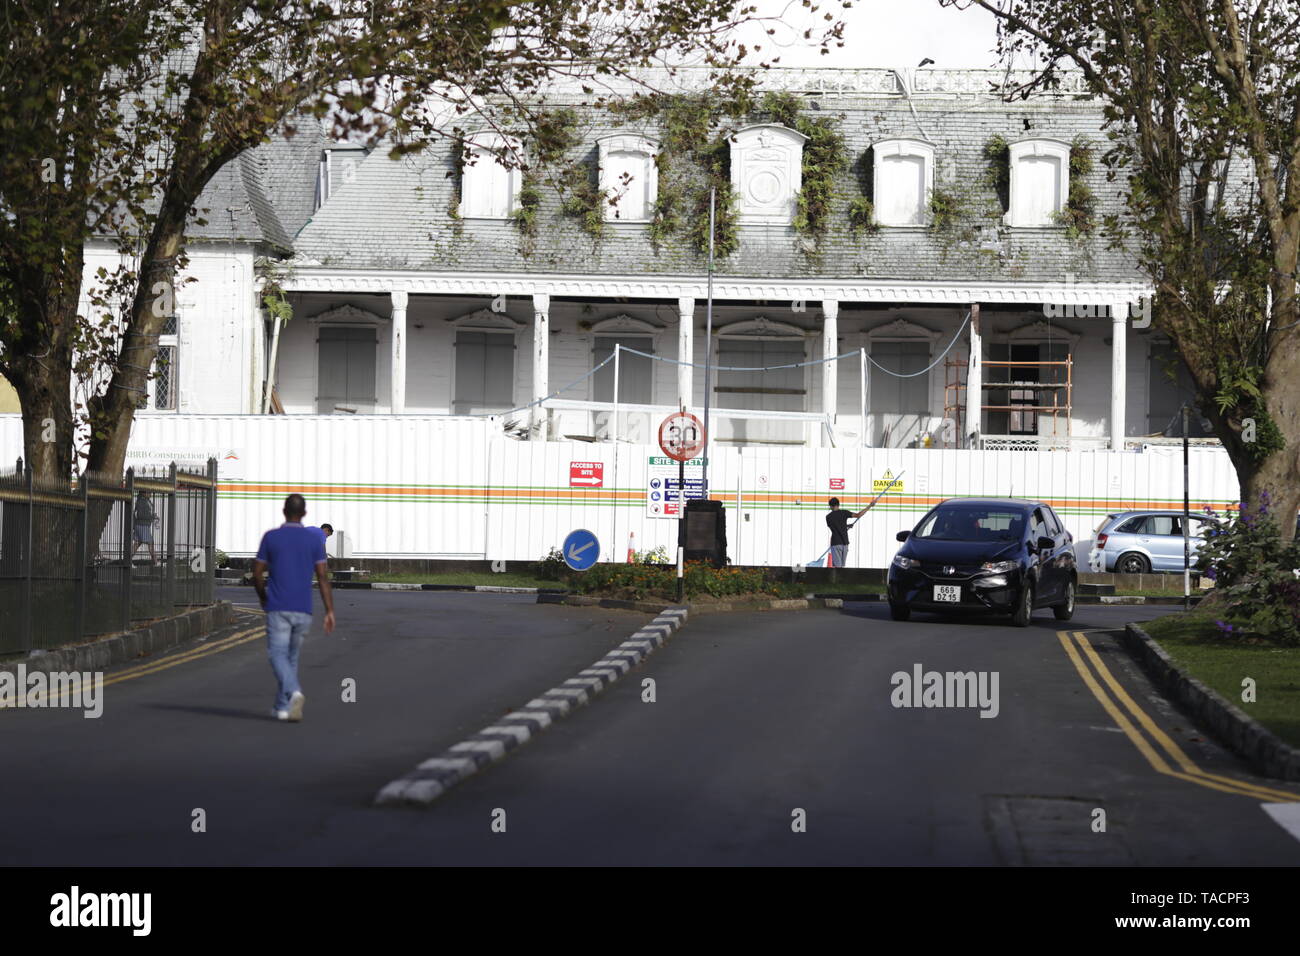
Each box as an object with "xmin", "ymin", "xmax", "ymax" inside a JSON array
[
  {"xmin": 598, "ymin": 135, "xmax": 658, "ymax": 222},
  {"xmin": 459, "ymin": 132, "xmax": 523, "ymax": 219},
  {"xmin": 872, "ymin": 139, "xmax": 934, "ymax": 226},
  {"xmin": 1007, "ymin": 139, "xmax": 1070, "ymax": 227},
  {"xmin": 730, "ymin": 125, "xmax": 807, "ymax": 225}
]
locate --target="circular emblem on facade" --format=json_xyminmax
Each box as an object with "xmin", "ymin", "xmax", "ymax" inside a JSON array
[{"xmin": 747, "ymin": 169, "xmax": 782, "ymax": 205}]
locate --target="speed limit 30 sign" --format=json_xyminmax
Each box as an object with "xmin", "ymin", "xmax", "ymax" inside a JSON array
[{"xmin": 658, "ymin": 412, "xmax": 705, "ymax": 462}]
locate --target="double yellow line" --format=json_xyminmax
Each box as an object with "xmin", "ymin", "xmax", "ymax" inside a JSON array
[
  {"xmin": 1058, "ymin": 629, "xmax": 1298, "ymax": 802},
  {"xmin": 2, "ymin": 608, "xmax": 265, "ymax": 709}
]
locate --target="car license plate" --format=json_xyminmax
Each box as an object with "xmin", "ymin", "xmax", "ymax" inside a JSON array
[{"xmin": 933, "ymin": 585, "xmax": 960, "ymax": 603}]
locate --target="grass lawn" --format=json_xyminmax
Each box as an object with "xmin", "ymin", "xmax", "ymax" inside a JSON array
[
  {"xmin": 363, "ymin": 571, "xmax": 561, "ymax": 589},
  {"xmin": 1141, "ymin": 610, "xmax": 1300, "ymax": 748}
]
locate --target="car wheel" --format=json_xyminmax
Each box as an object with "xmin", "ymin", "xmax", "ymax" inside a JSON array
[
  {"xmin": 1053, "ymin": 579, "xmax": 1075, "ymax": 621},
  {"xmin": 1117, "ymin": 552, "xmax": 1150, "ymax": 574},
  {"xmin": 889, "ymin": 601, "xmax": 911, "ymax": 622},
  {"xmin": 1010, "ymin": 582, "xmax": 1033, "ymax": 627}
]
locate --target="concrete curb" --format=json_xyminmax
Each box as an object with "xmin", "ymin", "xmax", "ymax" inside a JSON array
[
  {"xmin": 225, "ymin": 576, "xmax": 566, "ymax": 595},
  {"xmin": 539, "ymin": 592, "xmax": 846, "ymax": 614},
  {"xmin": 374, "ymin": 606, "xmax": 690, "ymax": 807},
  {"xmin": 0, "ymin": 602, "xmax": 235, "ymax": 677},
  {"xmin": 1122, "ymin": 623, "xmax": 1300, "ymax": 781}
]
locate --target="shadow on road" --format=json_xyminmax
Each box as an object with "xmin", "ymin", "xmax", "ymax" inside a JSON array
[{"xmin": 145, "ymin": 703, "xmax": 271, "ymax": 722}]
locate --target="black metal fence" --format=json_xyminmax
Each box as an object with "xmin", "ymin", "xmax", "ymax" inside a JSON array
[{"xmin": 0, "ymin": 458, "xmax": 218, "ymax": 655}]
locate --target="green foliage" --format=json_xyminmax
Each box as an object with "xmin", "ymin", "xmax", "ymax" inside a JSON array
[
  {"xmin": 257, "ymin": 258, "xmax": 294, "ymax": 324},
  {"xmin": 631, "ymin": 545, "xmax": 671, "ymax": 564},
  {"xmin": 533, "ymin": 547, "xmax": 569, "ymax": 581},
  {"xmin": 1212, "ymin": 359, "xmax": 1286, "ymax": 461},
  {"xmin": 1053, "ymin": 138, "xmax": 1097, "ymax": 241},
  {"xmin": 626, "ymin": 89, "xmax": 850, "ymax": 256},
  {"xmin": 510, "ymin": 172, "xmax": 543, "ymax": 254},
  {"xmin": 1196, "ymin": 498, "xmax": 1300, "ymax": 645},
  {"xmin": 567, "ymin": 561, "xmax": 801, "ymax": 600},
  {"xmin": 982, "ymin": 134, "xmax": 1010, "ymax": 206},
  {"xmin": 928, "ymin": 184, "xmax": 979, "ymax": 243},
  {"xmin": 846, "ymin": 196, "xmax": 879, "ymax": 235}
]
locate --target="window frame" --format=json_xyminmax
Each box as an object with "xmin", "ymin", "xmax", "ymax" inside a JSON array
[
  {"xmin": 314, "ymin": 323, "xmax": 379, "ymax": 415},
  {"xmin": 597, "ymin": 135, "xmax": 659, "ymax": 224},
  {"xmin": 871, "ymin": 138, "xmax": 936, "ymax": 227},
  {"xmin": 1006, "ymin": 139, "xmax": 1071, "ymax": 228},
  {"xmin": 458, "ymin": 132, "xmax": 524, "ymax": 220}
]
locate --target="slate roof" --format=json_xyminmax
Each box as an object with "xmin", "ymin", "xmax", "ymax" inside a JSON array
[
  {"xmin": 290, "ymin": 93, "xmax": 1146, "ymax": 284},
  {"xmin": 185, "ymin": 118, "xmax": 326, "ymax": 252}
]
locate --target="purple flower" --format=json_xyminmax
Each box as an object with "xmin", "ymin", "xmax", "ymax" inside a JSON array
[
  {"xmin": 1215, "ymin": 620, "xmax": 1236, "ymax": 635},
  {"xmin": 1204, "ymin": 566, "xmax": 1217, "ymax": 580}
]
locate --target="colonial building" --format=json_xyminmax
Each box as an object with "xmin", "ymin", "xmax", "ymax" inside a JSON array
[{"xmin": 96, "ymin": 68, "xmax": 1220, "ymax": 450}]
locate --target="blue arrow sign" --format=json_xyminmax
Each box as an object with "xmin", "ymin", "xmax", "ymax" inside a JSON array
[{"xmin": 562, "ymin": 528, "xmax": 600, "ymax": 571}]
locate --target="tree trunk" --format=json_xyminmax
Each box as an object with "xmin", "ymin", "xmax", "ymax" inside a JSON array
[{"xmin": 7, "ymin": 295, "xmax": 78, "ymax": 482}]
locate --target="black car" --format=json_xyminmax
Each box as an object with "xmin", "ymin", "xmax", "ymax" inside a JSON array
[{"xmin": 886, "ymin": 497, "xmax": 1077, "ymax": 627}]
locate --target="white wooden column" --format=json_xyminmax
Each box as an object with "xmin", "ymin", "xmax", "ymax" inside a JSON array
[
  {"xmin": 1110, "ymin": 308, "xmax": 1127, "ymax": 450},
  {"xmin": 677, "ymin": 296, "xmax": 694, "ymax": 409},
  {"xmin": 965, "ymin": 304, "xmax": 982, "ymax": 448},
  {"xmin": 821, "ymin": 299, "xmax": 839, "ymax": 447},
  {"xmin": 390, "ymin": 290, "xmax": 408, "ymax": 414},
  {"xmin": 531, "ymin": 292, "xmax": 550, "ymax": 438}
]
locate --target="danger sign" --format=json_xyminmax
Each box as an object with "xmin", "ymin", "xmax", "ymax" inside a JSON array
[
  {"xmin": 873, "ymin": 469, "xmax": 905, "ymax": 494},
  {"xmin": 570, "ymin": 462, "xmax": 604, "ymax": 487}
]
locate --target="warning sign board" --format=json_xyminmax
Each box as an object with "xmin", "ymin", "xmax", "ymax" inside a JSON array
[
  {"xmin": 873, "ymin": 469, "xmax": 904, "ymax": 494},
  {"xmin": 570, "ymin": 461, "xmax": 604, "ymax": 488},
  {"xmin": 646, "ymin": 455, "xmax": 705, "ymax": 518}
]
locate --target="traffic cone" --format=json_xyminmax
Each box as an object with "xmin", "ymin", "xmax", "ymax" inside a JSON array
[{"xmin": 627, "ymin": 531, "xmax": 635, "ymax": 563}]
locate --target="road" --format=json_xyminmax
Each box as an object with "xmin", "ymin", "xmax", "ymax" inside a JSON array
[{"xmin": 1, "ymin": 588, "xmax": 1296, "ymax": 865}]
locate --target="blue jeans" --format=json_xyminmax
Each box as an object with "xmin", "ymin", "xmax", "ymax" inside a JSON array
[{"xmin": 266, "ymin": 610, "xmax": 312, "ymax": 711}]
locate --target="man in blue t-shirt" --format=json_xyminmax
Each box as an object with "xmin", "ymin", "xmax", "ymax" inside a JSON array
[{"xmin": 253, "ymin": 494, "xmax": 336, "ymax": 722}]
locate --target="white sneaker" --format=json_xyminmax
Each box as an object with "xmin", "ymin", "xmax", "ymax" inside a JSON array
[
  {"xmin": 287, "ymin": 691, "xmax": 305, "ymax": 722},
  {"xmin": 271, "ymin": 708, "xmax": 289, "ymax": 721}
]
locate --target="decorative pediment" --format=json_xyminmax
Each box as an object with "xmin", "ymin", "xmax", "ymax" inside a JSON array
[
  {"xmin": 730, "ymin": 125, "xmax": 807, "ymax": 226},
  {"xmin": 308, "ymin": 303, "xmax": 386, "ymax": 325},
  {"xmin": 449, "ymin": 307, "xmax": 524, "ymax": 330},
  {"xmin": 591, "ymin": 314, "xmax": 658, "ymax": 334},
  {"xmin": 1001, "ymin": 317, "xmax": 1081, "ymax": 348},
  {"xmin": 865, "ymin": 317, "xmax": 943, "ymax": 342},
  {"xmin": 717, "ymin": 315, "xmax": 806, "ymax": 338}
]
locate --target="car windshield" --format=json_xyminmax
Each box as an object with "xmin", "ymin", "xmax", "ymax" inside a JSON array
[{"xmin": 914, "ymin": 507, "xmax": 1026, "ymax": 542}]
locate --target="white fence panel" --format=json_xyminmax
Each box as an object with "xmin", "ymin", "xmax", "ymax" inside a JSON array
[{"xmin": 0, "ymin": 414, "xmax": 1246, "ymax": 566}]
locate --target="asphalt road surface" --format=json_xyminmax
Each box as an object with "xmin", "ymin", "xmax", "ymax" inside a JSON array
[{"xmin": 1, "ymin": 588, "xmax": 1296, "ymax": 865}]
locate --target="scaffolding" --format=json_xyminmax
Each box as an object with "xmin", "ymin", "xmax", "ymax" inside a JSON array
[{"xmin": 944, "ymin": 357, "xmax": 1073, "ymax": 448}]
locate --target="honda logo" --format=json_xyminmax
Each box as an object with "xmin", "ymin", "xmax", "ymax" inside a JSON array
[{"xmin": 944, "ymin": 565, "xmax": 956, "ymax": 576}]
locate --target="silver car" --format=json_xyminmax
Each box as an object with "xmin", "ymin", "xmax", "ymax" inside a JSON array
[{"xmin": 1088, "ymin": 510, "xmax": 1222, "ymax": 574}]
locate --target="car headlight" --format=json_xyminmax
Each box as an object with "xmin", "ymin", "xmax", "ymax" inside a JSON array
[
  {"xmin": 979, "ymin": 560, "xmax": 1017, "ymax": 574},
  {"xmin": 892, "ymin": 554, "xmax": 920, "ymax": 570}
]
